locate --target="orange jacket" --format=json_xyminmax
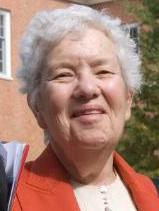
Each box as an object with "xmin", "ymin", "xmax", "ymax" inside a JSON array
[{"xmin": 12, "ymin": 145, "xmax": 159, "ymax": 211}]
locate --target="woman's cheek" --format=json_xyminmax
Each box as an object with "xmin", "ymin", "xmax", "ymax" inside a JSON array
[{"xmin": 102, "ymin": 78, "xmax": 126, "ymax": 105}]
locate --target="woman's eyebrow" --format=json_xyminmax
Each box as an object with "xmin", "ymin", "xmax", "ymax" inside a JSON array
[
  {"xmin": 89, "ymin": 58, "xmax": 108, "ymax": 67},
  {"xmin": 48, "ymin": 61, "xmax": 75, "ymax": 70}
]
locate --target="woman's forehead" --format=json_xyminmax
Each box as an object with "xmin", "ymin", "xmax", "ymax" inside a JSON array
[{"xmin": 46, "ymin": 28, "xmax": 117, "ymax": 64}]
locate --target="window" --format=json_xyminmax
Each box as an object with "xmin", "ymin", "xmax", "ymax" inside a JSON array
[
  {"xmin": 122, "ymin": 23, "xmax": 139, "ymax": 53},
  {"xmin": 0, "ymin": 10, "xmax": 11, "ymax": 79}
]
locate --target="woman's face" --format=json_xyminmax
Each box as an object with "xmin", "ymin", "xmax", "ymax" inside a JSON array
[{"xmin": 35, "ymin": 28, "xmax": 132, "ymax": 152}]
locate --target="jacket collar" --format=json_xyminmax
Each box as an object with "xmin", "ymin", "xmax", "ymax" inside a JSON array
[
  {"xmin": 114, "ymin": 153, "xmax": 159, "ymax": 210},
  {"xmin": 26, "ymin": 145, "xmax": 159, "ymax": 211},
  {"xmin": 25, "ymin": 144, "xmax": 80, "ymax": 211},
  {"xmin": 26, "ymin": 144, "xmax": 69, "ymax": 192}
]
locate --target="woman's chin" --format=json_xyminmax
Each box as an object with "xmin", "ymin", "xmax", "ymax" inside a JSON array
[{"xmin": 72, "ymin": 138, "xmax": 110, "ymax": 150}]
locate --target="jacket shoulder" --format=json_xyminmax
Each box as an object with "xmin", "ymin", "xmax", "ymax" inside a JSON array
[
  {"xmin": 12, "ymin": 162, "xmax": 33, "ymax": 211},
  {"xmin": 137, "ymin": 173, "xmax": 158, "ymax": 195}
]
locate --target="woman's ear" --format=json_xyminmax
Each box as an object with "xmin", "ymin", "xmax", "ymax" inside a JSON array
[
  {"xmin": 125, "ymin": 90, "xmax": 133, "ymax": 121},
  {"xmin": 27, "ymin": 94, "xmax": 47, "ymax": 129}
]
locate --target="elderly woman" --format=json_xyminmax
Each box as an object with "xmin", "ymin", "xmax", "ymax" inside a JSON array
[{"xmin": 13, "ymin": 5, "xmax": 159, "ymax": 211}]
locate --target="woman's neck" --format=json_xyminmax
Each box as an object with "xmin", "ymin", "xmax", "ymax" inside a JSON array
[{"xmin": 51, "ymin": 143, "xmax": 116, "ymax": 185}]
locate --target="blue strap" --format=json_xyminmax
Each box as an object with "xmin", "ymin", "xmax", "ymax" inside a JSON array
[{"xmin": 152, "ymin": 178, "xmax": 159, "ymax": 196}]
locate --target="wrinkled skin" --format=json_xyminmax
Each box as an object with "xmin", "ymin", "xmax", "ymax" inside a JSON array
[{"xmin": 31, "ymin": 28, "xmax": 133, "ymax": 184}]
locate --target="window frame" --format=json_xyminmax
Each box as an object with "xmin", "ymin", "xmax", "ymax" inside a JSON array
[
  {"xmin": 122, "ymin": 23, "xmax": 140, "ymax": 53},
  {"xmin": 0, "ymin": 10, "xmax": 12, "ymax": 80}
]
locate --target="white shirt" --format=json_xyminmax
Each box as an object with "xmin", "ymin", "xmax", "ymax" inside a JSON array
[{"xmin": 71, "ymin": 173, "xmax": 137, "ymax": 211}]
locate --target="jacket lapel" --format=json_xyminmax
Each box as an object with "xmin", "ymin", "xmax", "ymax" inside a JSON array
[
  {"xmin": 18, "ymin": 145, "xmax": 80, "ymax": 211},
  {"xmin": 114, "ymin": 152, "xmax": 159, "ymax": 211}
]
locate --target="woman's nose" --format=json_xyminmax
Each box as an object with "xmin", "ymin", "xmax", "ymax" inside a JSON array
[{"xmin": 72, "ymin": 75, "xmax": 101, "ymax": 101}]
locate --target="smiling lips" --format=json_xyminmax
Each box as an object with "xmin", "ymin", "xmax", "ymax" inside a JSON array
[{"xmin": 72, "ymin": 105, "xmax": 106, "ymax": 118}]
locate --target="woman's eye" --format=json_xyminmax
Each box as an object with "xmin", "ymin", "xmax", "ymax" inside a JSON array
[
  {"xmin": 53, "ymin": 72, "xmax": 74, "ymax": 80},
  {"xmin": 96, "ymin": 70, "xmax": 113, "ymax": 75}
]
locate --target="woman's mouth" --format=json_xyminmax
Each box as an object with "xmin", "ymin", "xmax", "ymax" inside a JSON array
[{"xmin": 71, "ymin": 105, "xmax": 106, "ymax": 124}]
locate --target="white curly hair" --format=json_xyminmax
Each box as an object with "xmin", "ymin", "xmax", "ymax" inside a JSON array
[{"xmin": 18, "ymin": 4, "xmax": 142, "ymax": 120}]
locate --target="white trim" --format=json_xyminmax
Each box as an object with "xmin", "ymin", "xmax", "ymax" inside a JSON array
[
  {"xmin": 0, "ymin": 73, "xmax": 13, "ymax": 80},
  {"xmin": 65, "ymin": 0, "xmax": 114, "ymax": 5},
  {"xmin": 0, "ymin": 10, "xmax": 11, "ymax": 79},
  {"xmin": 123, "ymin": 23, "xmax": 139, "ymax": 30}
]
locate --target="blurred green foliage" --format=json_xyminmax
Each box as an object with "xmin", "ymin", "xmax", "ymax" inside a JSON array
[{"xmin": 118, "ymin": 0, "xmax": 159, "ymax": 177}]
